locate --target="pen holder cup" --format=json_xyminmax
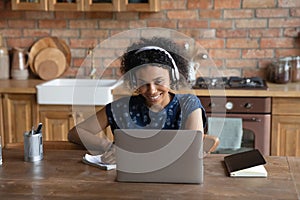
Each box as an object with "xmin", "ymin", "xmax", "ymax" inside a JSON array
[{"xmin": 23, "ymin": 131, "xmax": 43, "ymax": 162}]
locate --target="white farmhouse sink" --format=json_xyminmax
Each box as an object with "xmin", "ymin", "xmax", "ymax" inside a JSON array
[{"xmin": 36, "ymin": 78, "xmax": 123, "ymax": 105}]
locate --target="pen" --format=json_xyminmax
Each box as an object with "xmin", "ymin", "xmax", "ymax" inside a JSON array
[{"xmin": 35, "ymin": 123, "xmax": 43, "ymax": 134}]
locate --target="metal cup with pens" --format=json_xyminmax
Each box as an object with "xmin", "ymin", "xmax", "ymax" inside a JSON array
[{"xmin": 24, "ymin": 123, "xmax": 43, "ymax": 162}]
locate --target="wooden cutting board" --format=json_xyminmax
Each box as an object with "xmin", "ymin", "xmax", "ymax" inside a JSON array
[
  {"xmin": 29, "ymin": 36, "xmax": 71, "ymax": 75},
  {"xmin": 34, "ymin": 47, "xmax": 66, "ymax": 80}
]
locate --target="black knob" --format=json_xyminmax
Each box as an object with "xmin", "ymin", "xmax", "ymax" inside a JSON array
[{"xmin": 244, "ymin": 103, "xmax": 252, "ymax": 109}]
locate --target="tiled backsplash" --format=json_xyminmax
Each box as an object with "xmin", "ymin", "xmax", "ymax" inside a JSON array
[{"xmin": 0, "ymin": 0, "xmax": 299, "ymax": 79}]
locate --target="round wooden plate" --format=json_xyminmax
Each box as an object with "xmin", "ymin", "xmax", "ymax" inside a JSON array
[
  {"xmin": 29, "ymin": 36, "xmax": 71, "ymax": 74},
  {"xmin": 34, "ymin": 47, "xmax": 67, "ymax": 80}
]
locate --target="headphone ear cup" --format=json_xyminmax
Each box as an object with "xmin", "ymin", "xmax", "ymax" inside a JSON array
[{"xmin": 129, "ymin": 72, "xmax": 137, "ymax": 89}]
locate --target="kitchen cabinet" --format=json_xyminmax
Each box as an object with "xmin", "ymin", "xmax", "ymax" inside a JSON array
[
  {"xmin": 11, "ymin": 0, "xmax": 48, "ymax": 11},
  {"xmin": 38, "ymin": 105, "xmax": 113, "ymax": 142},
  {"xmin": 11, "ymin": 0, "xmax": 160, "ymax": 12},
  {"xmin": 2, "ymin": 94, "xmax": 38, "ymax": 146},
  {"xmin": 271, "ymin": 97, "xmax": 300, "ymax": 156}
]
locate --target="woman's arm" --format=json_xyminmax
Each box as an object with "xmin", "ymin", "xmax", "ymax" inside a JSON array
[
  {"xmin": 184, "ymin": 108, "xmax": 204, "ymax": 133},
  {"xmin": 68, "ymin": 106, "xmax": 112, "ymax": 154}
]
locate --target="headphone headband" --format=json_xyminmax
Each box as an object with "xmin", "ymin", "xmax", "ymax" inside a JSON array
[{"xmin": 135, "ymin": 46, "xmax": 180, "ymax": 81}]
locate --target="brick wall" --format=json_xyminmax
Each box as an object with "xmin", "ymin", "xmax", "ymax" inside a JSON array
[{"xmin": 0, "ymin": 0, "xmax": 299, "ymax": 79}]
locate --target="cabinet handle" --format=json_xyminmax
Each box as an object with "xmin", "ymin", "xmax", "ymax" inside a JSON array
[{"xmin": 242, "ymin": 117, "xmax": 261, "ymax": 122}]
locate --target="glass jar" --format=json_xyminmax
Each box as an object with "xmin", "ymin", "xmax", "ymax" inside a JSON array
[
  {"xmin": 291, "ymin": 56, "xmax": 300, "ymax": 82},
  {"xmin": 269, "ymin": 57, "xmax": 292, "ymax": 84}
]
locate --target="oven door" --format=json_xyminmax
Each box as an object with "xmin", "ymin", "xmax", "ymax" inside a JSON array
[{"xmin": 206, "ymin": 113, "xmax": 270, "ymax": 155}]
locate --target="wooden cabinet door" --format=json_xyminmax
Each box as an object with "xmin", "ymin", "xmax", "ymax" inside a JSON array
[
  {"xmin": 11, "ymin": 0, "xmax": 48, "ymax": 10},
  {"xmin": 272, "ymin": 115, "xmax": 300, "ymax": 156},
  {"xmin": 120, "ymin": 0, "xmax": 160, "ymax": 12},
  {"xmin": 2, "ymin": 94, "xmax": 38, "ymax": 145},
  {"xmin": 39, "ymin": 106, "xmax": 74, "ymax": 141},
  {"xmin": 48, "ymin": 0, "xmax": 83, "ymax": 11},
  {"xmin": 83, "ymin": 0, "xmax": 120, "ymax": 11}
]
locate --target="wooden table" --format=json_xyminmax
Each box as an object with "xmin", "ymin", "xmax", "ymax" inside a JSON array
[{"xmin": 0, "ymin": 149, "xmax": 299, "ymax": 199}]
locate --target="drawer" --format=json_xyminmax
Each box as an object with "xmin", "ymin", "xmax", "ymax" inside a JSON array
[{"xmin": 272, "ymin": 97, "xmax": 300, "ymax": 115}]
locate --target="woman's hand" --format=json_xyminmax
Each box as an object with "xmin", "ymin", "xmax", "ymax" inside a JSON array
[{"xmin": 101, "ymin": 145, "xmax": 116, "ymax": 164}]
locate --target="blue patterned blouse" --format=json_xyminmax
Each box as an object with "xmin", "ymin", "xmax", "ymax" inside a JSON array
[{"xmin": 106, "ymin": 93, "xmax": 206, "ymax": 133}]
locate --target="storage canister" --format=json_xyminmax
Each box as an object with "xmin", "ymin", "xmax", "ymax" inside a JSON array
[
  {"xmin": 291, "ymin": 56, "xmax": 300, "ymax": 82},
  {"xmin": 0, "ymin": 34, "xmax": 9, "ymax": 80}
]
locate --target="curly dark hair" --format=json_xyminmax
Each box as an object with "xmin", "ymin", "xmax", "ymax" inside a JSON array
[{"xmin": 120, "ymin": 37, "xmax": 189, "ymax": 85}]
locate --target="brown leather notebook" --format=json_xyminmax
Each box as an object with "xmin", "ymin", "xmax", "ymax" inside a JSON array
[{"xmin": 224, "ymin": 149, "xmax": 267, "ymax": 177}]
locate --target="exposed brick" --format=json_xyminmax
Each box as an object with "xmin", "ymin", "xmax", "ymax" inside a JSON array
[
  {"xmin": 199, "ymin": 29, "xmax": 216, "ymax": 38},
  {"xmin": 161, "ymin": 0, "xmax": 187, "ymax": 10},
  {"xmin": 249, "ymin": 29, "xmax": 281, "ymax": 37},
  {"xmin": 116, "ymin": 12, "xmax": 139, "ymax": 20},
  {"xmin": 7, "ymin": 38, "xmax": 34, "ymax": 49},
  {"xmin": 8, "ymin": 20, "xmax": 36, "ymax": 28},
  {"xmin": 291, "ymin": 8, "xmax": 300, "ymax": 17},
  {"xmin": 242, "ymin": 49, "xmax": 274, "ymax": 59},
  {"xmin": 199, "ymin": 10, "xmax": 222, "ymax": 19},
  {"xmin": 275, "ymin": 49, "xmax": 300, "ymax": 57},
  {"xmin": 243, "ymin": 69, "xmax": 265, "ymax": 78},
  {"xmin": 256, "ymin": 9, "xmax": 289, "ymax": 18},
  {"xmin": 0, "ymin": 20, "xmax": 7, "ymax": 28},
  {"xmin": 261, "ymin": 38, "xmax": 295, "ymax": 48},
  {"xmin": 224, "ymin": 10, "xmax": 253, "ymax": 19},
  {"xmin": 140, "ymin": 12, "xmax": 166, "ymax": 20},
  {"xmin": 235, "ymin": 19, "xmax": 267, "ymax": 28},
  {"xmin": 210, "ymin": 49, "xmax": 240, "ymax": 59},
  {"xmin": 0, "ymin": 11, "xmax": 23, "ymax": 19},
  {"xmin": 278, "ymin": 0, "xmax": 300, "ymax": 7},
  {"xmin": 129, "ymin": 20, "xmax": 147, "ymax": 28},
  {"xmin": 23, "ymin": 29, "xmax": 51, "ymax": 37},
  {"xmin": 227, "ymin": 38, "xmax": 259, "ymax": 48},
  {"xmin": 215, "ymin": 0, "xmax": 241, "ymax": 9},
  {"xmin": 216, "ymin": 29, "xmax": 247, "ymax": 38},
  {"xmin": 188, "ymin": 0, "xmax": 213, "ymax": 9},
  {"xmin": 269, "ymin": 18, "xmax": 300, "ymax": 28},
  {"xmin": 198, "ymin": 39, "xmax": 225, "ymax": 49},
  {"xmin": 86, "ymin": 12, "xmax": 114, "ymax": 19},
  {"xmin": 243, "ymin": 0, "xmax": 276, "ymax": 8},
  {"xmin": 210, "ymin": 20, "xmax": 233, "ymax": 28},
  {"xmin": 1, "ymin": 29, "xmax": 22, "ymax": 38},
  {"xmin": 167, "ymin": 10, "xmax": 198, "ymax": 19},
  {"xmin": 178, "ymin": 20, "xmax": 208, "ymax": 28},
  {"xmin": 69, "ymin": 20, "xmax": 98, "ymax": 29},
  {"xmin": 39, "ymin": 20, "xmax": 67, "ymax": 29},
  {"xmin": 55, "ymin": 11, "xmax": 85, "ymax": 19},
  {"xmin": 284, "ymin": 28, "xmax": 300, "ymax": 37},
  {"xmin": 147, "ymin": 20, "xmax": 177, "ymax": 28},
  {"xmin": 24, "ymin": 11, "xmax": 55, "ymax": 20},
  {"xmin": 70, "ymin": 39, "xmax": 99, "ymax": 49},
  {"xmin": 81, "ymin": 30, "xmax": 109, "ymax": 38},
  {"xmin": 226, "ymin": 59, "xmax": 257, "ymax": 68},
  {"xmin": 99, "ymin": 21, "xmax": 130, "ymax": 29},
  {"xmin": 52, "ymin": 29, "xmax": 80, "ymax": 38}
]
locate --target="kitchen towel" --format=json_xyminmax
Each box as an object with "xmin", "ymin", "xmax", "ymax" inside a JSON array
[
  {"xmin": 82, "ymin": 153, "xmax": 116, "ymax": 170},
  {"xmin": 207, "ymin": 117, "xmax": 243, "ymax": 150}
]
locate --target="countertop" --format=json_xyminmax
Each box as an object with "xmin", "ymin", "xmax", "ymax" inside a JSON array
[
  {"xmin": 1, "ymin": 79, "xmax": 300, "ymax": 97},
  {"xmin": 0, "ymin": 148, "xmax": 299, "ymax": 199}
]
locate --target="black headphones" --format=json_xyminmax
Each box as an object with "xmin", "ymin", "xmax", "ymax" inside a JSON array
[{"xmin": 129, "ymin": 46, "xmax": 180, "ymax": 90}]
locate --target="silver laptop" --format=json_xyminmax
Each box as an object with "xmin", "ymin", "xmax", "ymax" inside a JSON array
[{"xmin": 114, "ymin": 129, "xmax": 203, "ymax": 184}]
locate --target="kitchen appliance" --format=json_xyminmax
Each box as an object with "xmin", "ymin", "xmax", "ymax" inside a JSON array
[
  {"xmin": 193, "ymin": 76, "xmax": 268, "ymax": 90},
  {"xmin": 201, "ymin": 96, "xmax": 271, "ymax": 155},
  {"xmin": 193, "ymin": 76, "xmax": 270, "ymax": 155}
]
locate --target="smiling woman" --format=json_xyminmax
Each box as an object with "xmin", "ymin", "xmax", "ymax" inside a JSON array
[{"xmin": 67, "ymin": 37, "xmax": 207, "ymax": 164}]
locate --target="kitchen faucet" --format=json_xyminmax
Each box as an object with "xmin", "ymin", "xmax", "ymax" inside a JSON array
[{"xmin": 88, "ymin": 47, "xmax": 96, "ymax": 79}]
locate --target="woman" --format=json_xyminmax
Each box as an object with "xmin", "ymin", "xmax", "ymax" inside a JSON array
[{"xmin": 68, "ymin": 37, "xmax": 207, "ymax": 163}]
